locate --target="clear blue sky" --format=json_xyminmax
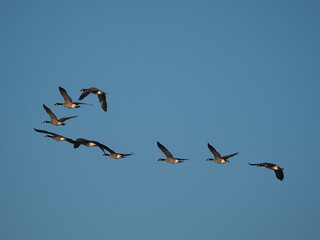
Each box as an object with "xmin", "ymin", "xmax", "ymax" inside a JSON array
[{"xmin": 1, "ymin": 1, "xmax": 320, "ymax": 239}]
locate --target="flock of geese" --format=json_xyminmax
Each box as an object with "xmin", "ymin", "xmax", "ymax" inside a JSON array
[{"xmin": 34, "ymin": 86, "xmax": 285, "ymax": 181}]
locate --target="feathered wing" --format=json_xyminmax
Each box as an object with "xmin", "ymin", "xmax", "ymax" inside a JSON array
[
  {"xmin": 34, "ymin": 128, "xmax": 55, "ymax": 135},
  {"xmin": 59, "ymin": 86, "xmax": 73, "ymax": 103},
  {"xmin": 222, "ymin": 152, "xmax": 238, "ymax": 160},
  {"xmin": 59, "ymin": 116, "xmax": 77, "ymax": 122},
  {"xmin": 73, "ymin": 138, "xmax": 87, "ymax": 148},
  {"xmin": 248, "ymin": 162, "xmax": 267, "ymax": 167},
  {"xmin": 207, "ymin": 143, "xmax": 221, "ymax": 158},
  {"xmin": 65, "ymin": 138, "xmax": 75, "ymax": 144},
  {"xmin": 274, "ymin": 170, "xmax": 284, "ymax": 181},
  {"xmin": 79, "ymin": 89, "xmax": 93, "ymax": 100},
  {"xmin": 157, "ymin": 142, "xmax": 174, "ymax": 158},
  {"xmin": 97, "ymin": 142, "xmax": 115, "ymax": 154},
  {"xmin": 98, "ymin": 94, "xmax": 107, "ymax": 111},
  {"xmin": 43, "ymin": 104, "xmax": 57, "ymax": 120}
]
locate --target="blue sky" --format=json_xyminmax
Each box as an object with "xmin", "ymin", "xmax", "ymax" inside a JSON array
[{"xmin": 1, "ymin": 0, "xmax": 320, "ymax": 239}]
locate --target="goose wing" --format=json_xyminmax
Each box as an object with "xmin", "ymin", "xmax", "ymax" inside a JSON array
[
  {"xmin": 207, "ymin": 143, "xmax": 221, "ymax": 158},
  {"xmin": 274, "ymin": 169, "xmax": 284, "ymax": 181},
  {"xmin": 222, "ymin": 152, "xmax": 238, "ymax": 160},
  {"xmin": 97, "ymin": 142, "xmax": 115, "ymax": 154},
  {"xmin": 34, "ymin": 128, "xmax": 56, "ymax": 135},
  {"xmin": 79, "ymin": 88, "xmax": 96, "ymax": 100},
  {"xmin": 73, "ymin": 138, "xmax": 88, "ymax": 148},
  {"xmin": 157, "ymin": 142, "xmax": 174, "ymax": 158},
  {"xmin": 98, "ymin": 94, "xmax": 107, "ymax": 112},
  {"xmin": 59, "ymin": 116, "xmax": 77, "ymax": 122},
  {"xmin": 43, "ymin": 104, "xmax": 57, "ymax": 120},
  {"xmin": 59, "ymin": 86, "xmax": 73, "ymax": 103}
]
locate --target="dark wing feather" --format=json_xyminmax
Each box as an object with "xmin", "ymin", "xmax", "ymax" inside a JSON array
[
  {"xmin": 90, "ymin": 141, "xmax": 108, "ymax": 153},
  {"xmin": 119, "ymin": 153, "xmax": 133, "ymax": 157},
  {"xmin": 274, "ymin": 170, "xmax": 284, "ymax": 181},
  {"xmin": 248, "ymin": 162, "xmax": 267, "ymax": 167},
  {"xmin": 74, "ymin": 138, "xmax": 87, "ymax": 148},
  {"xmin": 207, "ymin": 143, "xmax": 221, "ymax": 158},
  {"xmin": 157, "ymin": 142, "xmax": 174, "ymax": 158},
  {"xmin": 43, "ymin": 104, "xmax": 57, "ymax": 120},
  {"xmin": 65, "ymin": 138, "xmax": 75, "ymax": 144},
  {"xmin": 59, "ymin": 116, "xmax": 77, "ymax": 122},
  {"xmin": 222, "ymin": 152, "xmax": 238, "ymax": 160},
  {"xmin": 98, "ymin": 94, "xmax": 107, "ymax": 111},
  {"xmin": 34, "ymin": 128, "xmax": 55, "ymax": 135},
  {"xmin": 59, "ymin": 86, "xmax": 73, "ymax": 103},
  {"xmin": 79, "ymin": 89, "xmax": 93, "ymax": 100},
  {"xmin": 97, "ymin": 142, "xmax": 115, "ymax": 154}
]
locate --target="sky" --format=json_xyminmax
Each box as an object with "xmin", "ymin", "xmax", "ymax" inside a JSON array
[{"xmin": 1, "ymin": 0, "xmax": 320, "ymax": 239}]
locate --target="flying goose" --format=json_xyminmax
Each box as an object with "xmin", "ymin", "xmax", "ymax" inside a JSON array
[
  {"xmin": 79, "ymin": 87, "xmax": 107, "ymax": 112},
  {"xmin": 99, "ymin": 143, "xmax": 133, "ymax": 159},
  {"xmin": 206, "ymin": 143, "xmax": 238, "ymax": 164},
  {"xmin": 54, "ymin": 86, "xmax": 87, "ymax": 109},
  {"xmin": 34, "ymin": 128, "xmax": 75, "ymax": 144},
  {"xmin": 42, "ymin": 104, "xmax": 77, "ymax": 126},
  {"xmin": 157, "ymin": 141, "xmax": 188, "ymax": 164},
  {"xmin": 249, "ymin": 162, "xmax": 284, "ymax": 181},
  {"xmin": 73, "ymin": 138, "xmax": 106, "ymax": 153}
]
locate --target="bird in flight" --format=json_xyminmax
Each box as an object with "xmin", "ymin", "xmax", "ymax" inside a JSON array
[
  {"xmin": 157, "ymin": 141, "xmax": 188, "ymax": 164},
  {"xmin": 79, "ymin": 87, "xmax": 107, "ymax": 112},
  {"xmin": 248, "ymin": 162, "xmax": 284, "ymax": 181},
  {"xmin": 206, "ymin": 143, "xmax": 238, "ymax": 164},
  {"xmin": 42, "ymin": 104, "xmax": 77, "ymax": 126}
]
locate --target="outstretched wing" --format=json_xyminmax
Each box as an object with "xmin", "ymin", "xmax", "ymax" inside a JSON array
[
  {"xmin": 97, "ymin": 142, "xmax": 115, "ymax": 154},
  {"xmin": 248, "ymin": 162, "xmax": 267, "ymax": 167},
  {"xmin": 59, "ymin": 116, "xmax": 77, "ymax": 122},
  {"xmin": 98, "ymin": 94, "xmax": 107, "ymax": 112},
  {"xmin": 119, "ymin": 153, "xmax": 134, "ymax": 157},
  {"xmin": 157, "ymin": 141, "xmax": 174, "ymax": 158},
  {"xmin": 59, "ymin": 86, "xmax": 73, "ymax": 103},
  {"xmin": 207, "ymin": 143, "xmax": 221, "ymax": 158},
  {"xmin": 34, "ymin": 128, "xmax": 55, "ymax": 135},
  {"xmin": 43, "ymin": 104, "xmax": 57, "ymax": 120},
  {"xmin": 222, "ymin": 152, "xmax": 238, "ymax": 160},
  {"xmin": 79, "ymin": 88, "xmax": 94, "ymax": 100}
]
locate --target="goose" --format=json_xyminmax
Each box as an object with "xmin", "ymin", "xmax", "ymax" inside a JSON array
[
  {"xmin": 42, "ymin": 104, "xmax": 77, "ymax": 126},
  {"xmin": 99, "ymin": 143, "xmax": 133, "ymax": 159},
  {"xmin": 54, "ymin": 86, "xmax": 87, "ymax": 109},
  {"xmin": 249, "ymin": 162, "xmax": 284, "ymax": 181},
  {"xmin": 73, "ymin": 138, "xmax": 106, "ymax": 153},
  {"xmin": 157, "ymin": 141, "xmax": 188, "ymax": 164},
  {"xmin": 34, "ymin": 128, "xmax": 75, "ymax": 144},
  {"xmin": 79, "ymin": 87, "xmax": 107, "ymax": 112},
  {"xmin": 206, "ymin": 143, "xmax": 238, "ymax": 164}
]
